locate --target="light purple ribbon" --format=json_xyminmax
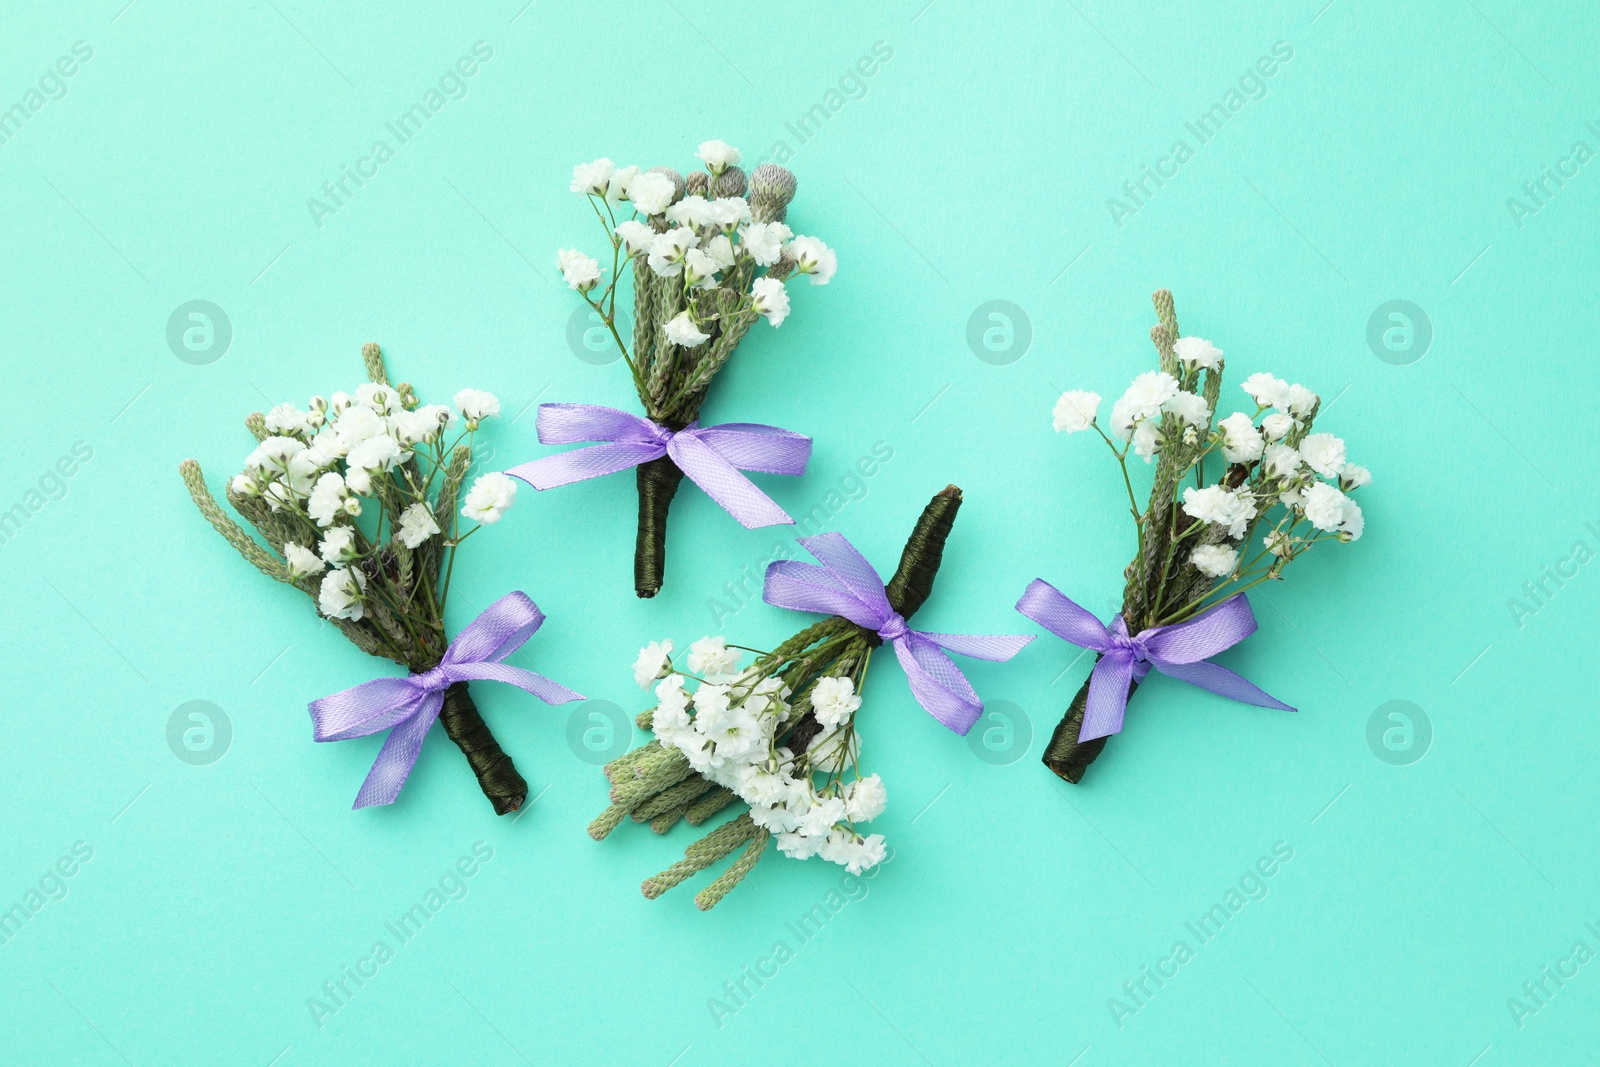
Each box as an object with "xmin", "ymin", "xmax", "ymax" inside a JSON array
[
  {"xmin": 1014, "ymin": 580, "xmax": 1294, "ymax": 742},
  {"xmin": 505, "ymin": 403, "xmax": 811, "ymax": 529},
  {"xmin": 309, "ymin": 591, "xmax": 584, "ymax": 809},
  {"xmin": 762, "ymin": 533, "xmax": 1033, "ymax": 735}
]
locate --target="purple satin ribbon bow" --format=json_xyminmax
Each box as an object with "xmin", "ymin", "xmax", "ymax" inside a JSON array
[
  {"xmin": 309, "ymin": 591, "xmax": 584, "ymax": 809},
  {"xmin": 762, "ymin": 533, "xmax": 1033, "ymax": 735},
  {"xmin": 505, "ymin": 403, "xmax": 811, "ymax": 529},
  {"xmin": 1014, "ymin": 580, "xmax": 1294, "ymax": 742}
]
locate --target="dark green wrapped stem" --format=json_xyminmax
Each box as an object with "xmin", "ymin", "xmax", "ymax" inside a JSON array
[
  {"xmin": 634, "ymin": 455, "xmax": 686, "ymax": 598},
  {"xmin": 1041, "ymin": 663, "xmax": 1140, "ymax": 784},
  {"xmin": 884, "ymin": 484, "xmax": 962, "ymax": 620},
  {"xmin": 437, "ymin": 682, "xmax": 527, "ymax": 815}
]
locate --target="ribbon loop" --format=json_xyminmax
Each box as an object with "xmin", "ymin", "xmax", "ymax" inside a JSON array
[
  {"xmin": 1015, "ymin": 580, "xmax": 1293, "ymax": 742},
  {"xmin": 763, "ymin": 533, "xmax": 1032, "ymax": 735},
  {"xmin": 505, "ymin": 403, "xmax": 811, "ymax": 530},
  {"xmin": 308, "ymin": 592, "xmax": 585, "ymax": 809}
]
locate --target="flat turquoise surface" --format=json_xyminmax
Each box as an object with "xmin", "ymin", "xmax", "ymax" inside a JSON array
[{"xmin": 3, "ymin": 1, "xmax": 1596, "ymax": 1063}]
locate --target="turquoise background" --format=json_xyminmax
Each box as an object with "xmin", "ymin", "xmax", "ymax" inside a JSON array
[{"xmin": 2, "ymin": 0, "xmax": 1596, "ymax": 1063}]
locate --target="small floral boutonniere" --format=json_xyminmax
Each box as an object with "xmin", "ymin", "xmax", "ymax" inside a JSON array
[
  {"xmin": 1020, "ymin": 290, "xmax": 1370, "ymax": 783},
  {"xmin": 590, "ymin": 487, "xmax": 1031, "ymax": 909},
  {"xmin": 509, "ymin": 139, "xmax": 833, "ymax": 598},
  {"xmin": 180, "ymin": 344, "xmax": 582, "ymax": 814}
]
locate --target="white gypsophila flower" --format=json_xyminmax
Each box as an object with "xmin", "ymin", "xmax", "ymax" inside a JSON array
[
  {"xmin": 307, "ymin": 472, "xmax": 349, "ymax": 527},
  {"xmin": 328, "ymin": 391, "xmax": 354, "ymax": 415},
  {"xmin": 453, "ymin": 388, "xmax": 500, "ymax": 428},
  {"xmin": 1341, "ymin": 464, "xmax": 1372, "ymax": 490},
  {"xmin": 1265, "ymin": 529, "xmax": 1293, "ymax": 557},
  {"xmin": 751, "ymin": 276, "xmax": 790, "ymax": 326},
  {"xmin": 1278, "ymin": 487, "xmax": 1303, "ymax": 511},
  {"xmin": 344, "ymin": 434, "xmax": 405, "ymax": 494},
  {"xmin": 556, "ymin": 248, "xmax": 602, "ymax": 292},
  {"xmin": 841, "ymin": 833, "xmax": 887, "ymax": 874},
  {"xmin": 776, "ymin": 830, "xmax": 824, "ymax": 859},
  {"xmin": 1173, "ymin": 336, "xmax": 1223, "ymax": 370},
  {"xmin": 701, "ymin": 703, "xmax": 765, "ymax": 763},
  {"xmin": 1132, "ymin": 417, "xmax": 1162, "ymax": 462},
  {"xmin": 605, "ymin": 164, "xmax": 639, "ymax": 205},
  {"xmin": 741, "ymin": 221, "xmax": 790, "ymax": 266},
  {"xmin": 810, "ymin": 676, "xmax": 861, "ymax": 728},
  {"xmin": 652, "ymin": 700, "xmax": 692, "ymax": 743},
  {"xmin": 397, "ymin": 503, "xmax": 440, "ymax": 549},
  {"xmin": 807, "ymin": 725, "xmax": 860, "ymax": 773},
  {"xmin": 707, "ymin": 197, "xmax": 751, "ymax": 231},
  {"xmin": 692, "ymin": 682, "xmax": 730, "ymax": 719},
  {"xmin": 1181, "ymin": 484, "xmax": 1256, "ymax": 539},
  {"xmin": 283, "ymin": 542, "xmax": 325, "ymax": 579},
  {"xmin": 682, "ymin": 248, "xmax": 719, "ymax": 289},
  {"xmin": 614, "ymin": 220, "xmax": 655, "ymax": 255},
  {"xmin": 1119, "ymin": 371, "xmax": 1180, "ymax": 423},
  {"xmin": 1164, "ymin": 390, "xmax": 1211, "ymax": 428},
  {"xmin": 461, "ymin": 471, "xmax": 516, "ymax": 524},
  {"xmin": 665, "ymin": 195, "xmax": 713, "ymax": 229},
  {"xmin": 391, "ymin": 404, "xmax": 450, "ymax": 447},
  {"xmin": 1301, "ymin": 482, "xmax": 1350, "ymax": 532},
  {"xmin": 738, "ymin": 766, "xmax": 790, "ymax": 808},
  {"xmin": 318, "ymin": 567, "xmax": 366, "ymax": 621},
  {"xmin": 332, "ymin": 405, "xmax": 386, "ymax": 447},
  {"xmin": 265, "ymin": 403, "xmax": 310, "ymax": 436},
  {"xmin": 1108, "ymin": 396, "xmax": 1136, "ymax": 442},
  {"xmin": 633, "ymin": 639, "xmax": 673, "ymax": 688},
  {"xmin": 1261, "ymin": 442, "xmax": 1301, "ymax": 481},
  {"xmin": 306, "ymin": 430, "xmax": 348, "ymax": 468},
  {"xmin": 1260, "ymin": 412, "xmax": 1295, "ymax": 441},
  {"xmin": 1217, "ymin": 412, "xmax": 1264, "ymax": 462},
  {"xmin": 230, "ymin": 473, "xmax": 258, "ymax": 497},
  {"xmin": 647, "ymin": 227, "xmax": 697, "ymax": 276},
  {"xmin": 655, "ymin": 673, "xmax": 690, "ymax": 712},
  {"xmin": 570, "ymin": 157, "xmax": 615, "ymax": 195},
  {"xmin": 628, "ymin": 171, "xmax": 676, "ymax": 215},
  {"xmin": 1338, "ymin": 498, "xmax": 1364, "ymax": 541},
  {"xmin": 705, "ymin": 234, "xmax": 736, "ymax": 270},
  {"xmin": 306, "ymin": 395, "xmax": 329, "ymax": 427},
  {"xmin": 796, "ymin": 796, "xmax": 847, "ymax": 839},
  {"xmin": 1280, "ymin": 383, "xmax": 1318, "ymax": 416},
  {"xmin": 319, "ymin": 525, "xmax": 357, "ymax": 564},
  {"xmin": 687, "ymin": 636, "xmax": 740, "ymax": 679},
  {"xmin": 1241, "ymin": 373, "xmax": 1288, "ymax": 410},
  {"xmin": 355, "ymin": 383, "xmax": 401, "ymax": 415},
  {"xmin": 1298, "ymin": 433, "xmax": 1347, "ymax": 478},
  {"xmin": 696, "ymin": 139, "xmax": 741, "ymax": 171},
  {"xmin": 786, "ymin": 236, "xmax": 836, "ymax": 284},
  {"xmin": 1190, "ymin": 543, "xmax": 1239, "ymax": 579},
  {"xmin": 1052, "ymin": 390, "xmax": 1101, "ymax": 433},
  {"xmin": 664, "ymin": 311, "xmax": 710, "ymax": 348},
  {"xmin": 844, "ymin": 774, "xmax": 887, "ymax": 822},
  {"xmin": 284, "ymin": 450, "xmax": 322, "ymax": 497},
  {"xmin": 246, "ymin": 436, "xmax": 303, "ymax": 472}
]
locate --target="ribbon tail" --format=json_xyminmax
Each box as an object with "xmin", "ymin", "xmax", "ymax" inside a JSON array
[
  {"xmin": 351, "ymin": 698, "xmax": 442, "ymax": 809},
  {"xmin": 1079, "ymin": 654, "xmax": 1136, "ymax": 741},
  {"xmin": 1156, "ymin": 659, "xmax": 1295, "ymax": 712},
  {"xmin": 668, "ymin": 433, "xmax": 794, "ymax": 529},
  {"xmin": 1015, "ymin": 579, "xmax": 1115, "ymax": 652},
  {"xmin": 892, "ymin": 636, "xmax": 984, "ymax": 735},
  {"xmin": 505, "ymin": 442, "xmax": 663, "ymax": 490},
  {"xmin": 920, "ymin": 631, "xmax": 1035, "ymax": 662},
  {"xmin": 309, "ymin": 677, "xmax": 427, "ymax": 741},
  {"xmin": 441, "ymin": 661, "xmax": 586, "ymax": 705}
]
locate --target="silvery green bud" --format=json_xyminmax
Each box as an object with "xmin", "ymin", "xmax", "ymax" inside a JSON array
[
  {"xmin": 749, "ymin": 163, "xmax": 796, "ymax": 222},
  {"xmin": 685, "ymin": 171, "xmax": 709, "ymax": 196},
  {"xmin": 713, "ymin": 165, "xmax": 747, "ymax": 198}
]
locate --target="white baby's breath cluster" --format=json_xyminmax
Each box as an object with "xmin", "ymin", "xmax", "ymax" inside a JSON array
[
  {"xmin": 632, "ymin": 636, "xmax": 887, "ymax": 875},
  {"xmin": 1049, "ymin": 292, "xmax": 1370, "ymax": 629},
  {"xmin": 226, "ymin": 379, "xmax": 514, "ymax": 624}
]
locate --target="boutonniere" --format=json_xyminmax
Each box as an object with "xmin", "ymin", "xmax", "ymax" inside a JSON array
[
  {"xmin": 590, "ymin": 487, "xmax": 1031, "ymax": 909},
  {"xmin": 508, "ymin": 140, "xmax": 833, "ymax": 597},
  {"xmin": 1021, "ymin": 291, "xmax": 1369, "ymax": 783},
  {"xmin": 180, "ymin": 344, "xmax": 582, "ymax": 813}
]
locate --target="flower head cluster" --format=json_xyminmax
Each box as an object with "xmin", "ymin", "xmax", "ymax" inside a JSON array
[
  {"xmin": 1049, "ymin": 293, "xmax": 1370, "ymax": 629},
  {"xmin": 633, "ymin": 636, "xmax": 887, "ymax": 875},
  {"xmin": 226, "ymin": 378, "xmax": 514, "ymax": 625}
]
